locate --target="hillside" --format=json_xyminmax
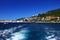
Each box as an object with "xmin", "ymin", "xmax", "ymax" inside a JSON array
[
  {"xmin": 17, "ymin": 8, "xmax": 60, "ymax": 22},
  {"xmin": 38, "ymin": 8, "xmax": 60, "ymax": 17}
]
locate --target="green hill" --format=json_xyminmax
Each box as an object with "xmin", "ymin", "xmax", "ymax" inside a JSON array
[
  {"xmin": 38, "ymin": 8, "xmax": 60, "ymax": 17},
  {"xmin": 16, "ymin": 8, "xmax": 60, "ymax": 22}
]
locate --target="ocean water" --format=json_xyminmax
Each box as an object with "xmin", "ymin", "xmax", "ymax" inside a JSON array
[{"xmin": 0, "ymin": 22, "xmax": 60, "ymax": 40}]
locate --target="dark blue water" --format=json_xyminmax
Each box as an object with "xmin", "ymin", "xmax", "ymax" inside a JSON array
[{"xmin": 0, "ymin": 22, "xmax": 60, "ymax": 40}]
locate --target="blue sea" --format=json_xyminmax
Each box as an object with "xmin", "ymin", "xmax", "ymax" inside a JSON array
[{"xmin": 0, "ymin": 22, "xmax": 60, "ymax": 40}]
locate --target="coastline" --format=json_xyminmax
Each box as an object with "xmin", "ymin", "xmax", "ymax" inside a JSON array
[{"xmin": 0, "ymin": 21, "xmax": 60, "ymax": 24}]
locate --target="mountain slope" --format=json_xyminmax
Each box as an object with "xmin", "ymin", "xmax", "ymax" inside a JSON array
[
  {"xmin": 17, "ymin": 8, "xmax": 60, "ymax": 22},
  {"xmin": 38, "ymin": 8, "xmax": 60, "ymax": 17}
]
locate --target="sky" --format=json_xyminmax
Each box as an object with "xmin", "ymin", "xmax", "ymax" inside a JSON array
[{"xmin": 0, "ymin": 0, "xmax": 60, "ymax": 20}]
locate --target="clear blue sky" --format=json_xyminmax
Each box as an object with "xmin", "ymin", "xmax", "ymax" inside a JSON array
[{"xmin": 0, "ymin": 0, "xmax": 60, "ymax": 20}]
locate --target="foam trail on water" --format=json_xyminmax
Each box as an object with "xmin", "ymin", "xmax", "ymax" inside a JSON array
[
  {"xmin": 0, "ymin": 25, "xmax": 23, "ymax": 39},
  {"xmin": 6, "ymin": 28, "xmax": 29, "ymax": 40},
  {"xmin": 45, "ymin": 34, "xmax": 57, "ymax": 40},
  {"xmin": 44, "ymin": 26, "xmax": 57, "ymax": 40}
]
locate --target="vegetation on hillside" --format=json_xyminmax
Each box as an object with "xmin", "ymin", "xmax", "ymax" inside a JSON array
[
  {"xmin": 17, "ymin": 8, "xmax": 60, "ymax": 22},
  {"xmin": 17, "ymin": 18, "xmax": 25, "ymax": 20},
  {"xmin": 38, "ymin": 8, "xmax": 60, "ymax": 17}
]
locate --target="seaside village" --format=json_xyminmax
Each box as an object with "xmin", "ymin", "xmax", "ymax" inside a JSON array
[{"xmin": 0, "ymin": 15, "xmax": 60, "ymax": 22}]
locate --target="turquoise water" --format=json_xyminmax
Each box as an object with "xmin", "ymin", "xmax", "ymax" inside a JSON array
[{"xmin": 0, "ymin": 22, "xmax": 60, "ymax": 40}]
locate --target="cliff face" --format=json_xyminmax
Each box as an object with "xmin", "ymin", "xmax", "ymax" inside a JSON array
[{"xmin": 17, "ymin": 8, "xmax": 60, "ymax": 22}]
